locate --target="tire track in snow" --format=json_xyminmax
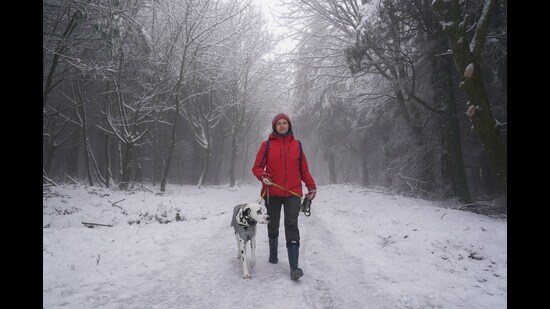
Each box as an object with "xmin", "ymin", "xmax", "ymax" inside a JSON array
[
  {"xmin": 129, "ymin": 214, "xmax": 242, "ymax": 308},
  {"xmin": 75, "ymin": 213, "xmax": 239, "ymax": 309},
  {"xmin": 301, "ymin": 211, "xmax": 397, "ymax": 309},
  {"xmin": 75, "ymin": 205, "xmax": 395, "ymax": 309}
]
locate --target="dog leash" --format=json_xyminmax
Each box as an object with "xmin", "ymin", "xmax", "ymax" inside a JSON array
[
  {"xmin": 260, "ymin": 182, "xmax": 311, "ymax": 217},
  {"xmin": 270, "ymin": 182, "xmax": 302, "ymax": 198}
]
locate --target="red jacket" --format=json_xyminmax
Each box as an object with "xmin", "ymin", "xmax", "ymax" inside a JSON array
[{"xmin": 252, "ymin": 133, "xmax": 316, "ymax": 197}]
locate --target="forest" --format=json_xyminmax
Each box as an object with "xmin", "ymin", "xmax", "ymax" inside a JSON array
[{"xmin": 43, "ymin": 0, "xmax": 507, "ymax": 208}]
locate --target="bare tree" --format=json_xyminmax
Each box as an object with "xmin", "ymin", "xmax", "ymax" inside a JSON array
[
  {"xmin": 43, "ymin": 0, "xmax": 88, "ymax": 177},
  {"xmin": 220, "ymin": 6, "xmax": 274, "ymax": 187},
  {"xmin": 89, "ymin": 0, "xmax": 166, "ymax": 190},
  {"xmin": 155, "ymin": 0, "xmax": 253, "ymax": 191},
  {"xmin": 175, "ymin": 0, "xmax": 271, "ymax": 187},
  {"xmin": 42, "ymin": 0, "xmax": 286, "ymax": 188},
  {"xmin": 43, "ymin": 0, "xmax": 86, "ymax": 109}
]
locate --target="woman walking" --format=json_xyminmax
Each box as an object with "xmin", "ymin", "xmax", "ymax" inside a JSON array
[{"xmin": 252, "ymin": 113, "xmax": 317, "ymax": 280}]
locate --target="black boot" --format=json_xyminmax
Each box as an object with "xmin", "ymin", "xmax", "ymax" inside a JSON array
[
  {"xmin": 286, "ymin": 240, "xmax": 303, "ymax": 280},
  {"xmin": 269, "ymin": 237, "xmax": 278, "ymax": 264}
]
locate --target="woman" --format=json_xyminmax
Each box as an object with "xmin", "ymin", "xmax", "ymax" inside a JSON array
[{"xmin": 252, "ymin": 112, "xmax": 317, "ymax": 280}]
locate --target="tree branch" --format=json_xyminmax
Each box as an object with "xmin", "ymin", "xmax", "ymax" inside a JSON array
[
  {"xmin": 81, "ymin": 222, "xmax": 113, "ymax": 228},
  {"xmin": 471, "ymin": 0, "xmax": 498, "ymax": 60}
]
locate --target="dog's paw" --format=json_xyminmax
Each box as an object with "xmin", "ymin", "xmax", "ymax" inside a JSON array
[{"xmin": 243, "ymin": 272, "xmax": 251, "ymax": 279}]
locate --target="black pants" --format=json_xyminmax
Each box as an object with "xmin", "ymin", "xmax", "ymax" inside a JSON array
[{"xmin": 264, "ymin": 195, "xmax": 301, "ymax": 242}]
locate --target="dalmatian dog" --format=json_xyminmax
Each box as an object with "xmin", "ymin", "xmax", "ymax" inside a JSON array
[{"xmin": 230, "ymin": 202, "xmax": 270, "ymax": 279}]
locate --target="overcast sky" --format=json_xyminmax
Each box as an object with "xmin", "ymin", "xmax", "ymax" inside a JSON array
[{"xmin": 252, "ymin": 0, "xmax": 297, "ymax": 53}]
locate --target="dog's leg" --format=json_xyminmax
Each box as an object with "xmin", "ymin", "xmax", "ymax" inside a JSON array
[
  {"xmin": 240, "ymin": 238, "xmax": 251, "ymax": 279},
  {"xmin": 250, "ymin": 235, "xmax": 256, "ymax": 268},
  {"xmin": 235, "ymin": 232, "xmax": 241, "ymax": 259}
]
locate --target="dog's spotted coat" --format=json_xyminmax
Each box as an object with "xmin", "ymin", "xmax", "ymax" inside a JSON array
[{"xmin": 231, "ymin": 203, "xmax": 269, "ymax": 279}]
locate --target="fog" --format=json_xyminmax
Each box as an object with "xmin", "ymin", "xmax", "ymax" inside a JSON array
[{"xmin": 43, "ymin": 1, "xmax": 507, "ymax": 307}]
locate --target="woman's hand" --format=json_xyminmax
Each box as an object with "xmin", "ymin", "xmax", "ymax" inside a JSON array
[
  {"xmin": 305, "ymin": 189, "xmax": 316, "ymax": 200},
  {"xmin": 261, "ymin": 172, "xmax": 272, "ymax": 185}
]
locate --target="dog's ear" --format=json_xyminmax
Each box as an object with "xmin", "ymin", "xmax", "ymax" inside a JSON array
[{"xmin": 236, "ymin": 206, "xmax": 249, "ymax": 226}]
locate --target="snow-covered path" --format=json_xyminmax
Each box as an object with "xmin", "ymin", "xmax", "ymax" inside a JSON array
[{"xmin": 43, "ymin": 183, "xmax": 506, "ymax": 308}]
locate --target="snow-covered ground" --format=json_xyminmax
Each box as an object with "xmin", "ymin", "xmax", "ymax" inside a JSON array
[{"xmin": 43, "ymin": 182, "xmax": 507, "ymax": 308}]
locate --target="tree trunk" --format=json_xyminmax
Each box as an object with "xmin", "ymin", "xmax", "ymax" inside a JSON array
[
  {"xmin": 198, "ymin": 148, "xmax": 211, "ymax": 187},
  {"xmin": 383, "ymin": 146, "xmax": 392, "ymax": 186},
  {"xmin": 76, "ymin": 83, "xmax": 94, "ymax": 187},
  {"xmin": 395, "ymin": 88, "xmax": 436, "ymax": 193},
  {"xmin": 327, "ymin": 151, "xmax": 337, "ymax": 184},
  {"xmin": 229, "ymin": 127, "xmax": 238, "ymax": 187},
  {"xmin": 362, "ymin": 138, "xmax": 370, "ymax": 186},
  {"xmin": 43, "ymin": 9, "xmax": 81, "ymax": 108},
  {"xmin": 44, "ymin": 117, "xmax": 62, "ymax": 176},
  {"xmin": 118, "ymin": 139, "xmax": 124, "ymax": 181},
  {"xmin": 178, "ymin": 157, "xmax": 185, "ymax": 185},
  {"xmin": 470, "ymin": 166, "xmax": 481, "ymax": 195},
  {"xmin": 104, "ymin": 132, "xmax": 112, "ymax": 188},
  {"xmin": 153, "ymin": 122, "xmax": 157, "ymax": 186},
  {"xmin": 213, "ymin": 127, "xmax": 226, "ymax": 185},
  {"xmin": 480, "ymin": 154, "xmax": 496, "ymax": 195},
  {"xmin": 462, "ymin": 66, "xmax": 506, "ymax": 196},
  {"xmin": 432, "ymin": 0, "xmax": 506, "ymax": 198},
  {"xmin": 161, "ymin": 39, "xmax": 189, "ymax": 191},
  {"xmin": 435, "ymin": 53, "xmax": 471, "ymax": 202},
  {"xmin": 102, "ymin": 81, "xmax": 113, "ymax": 187},
  {"xmin": 66, "ymin": 128, "xmax": 80, "ymax": 177},
  {"xmin": 132, "ymin": 148, "xmax": 143, "ymax": 188},
  {"xmin": 241, "ymin": 141, "xmax": 251, "ymax": 180},
  {"xmin": 120, "ymin": 142, "xmax": 134, "ymax": 190},
  {"xmin": 44, "ymin": 142, "xmax": 55, "ymax": 177},
  {"xmin": 160, "ymin": 97, "xmax": 179, "ymax": 192}
]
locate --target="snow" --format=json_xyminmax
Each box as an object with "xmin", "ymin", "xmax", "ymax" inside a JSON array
[{"xmin": 43, "ymin": 182, "xmax": 506, "ymax": 308}]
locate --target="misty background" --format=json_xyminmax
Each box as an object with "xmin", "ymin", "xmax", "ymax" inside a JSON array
[{"xmin": 43, "ymin": 0, "xmax": 507, "ymax": 208}]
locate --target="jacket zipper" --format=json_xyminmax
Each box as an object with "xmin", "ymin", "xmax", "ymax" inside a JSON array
[{"xmin": 283, "ymin": 137, "xmax": 287, "ymax": 195}]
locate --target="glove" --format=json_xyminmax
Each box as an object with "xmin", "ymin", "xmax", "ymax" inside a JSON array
[
  {"xmin": 305, "ymin": 189, "xmax": 316, "ymax": 201},
  {"xmin": 261, "ymin": 172, "xmax": 272, "ymax": 185}
]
